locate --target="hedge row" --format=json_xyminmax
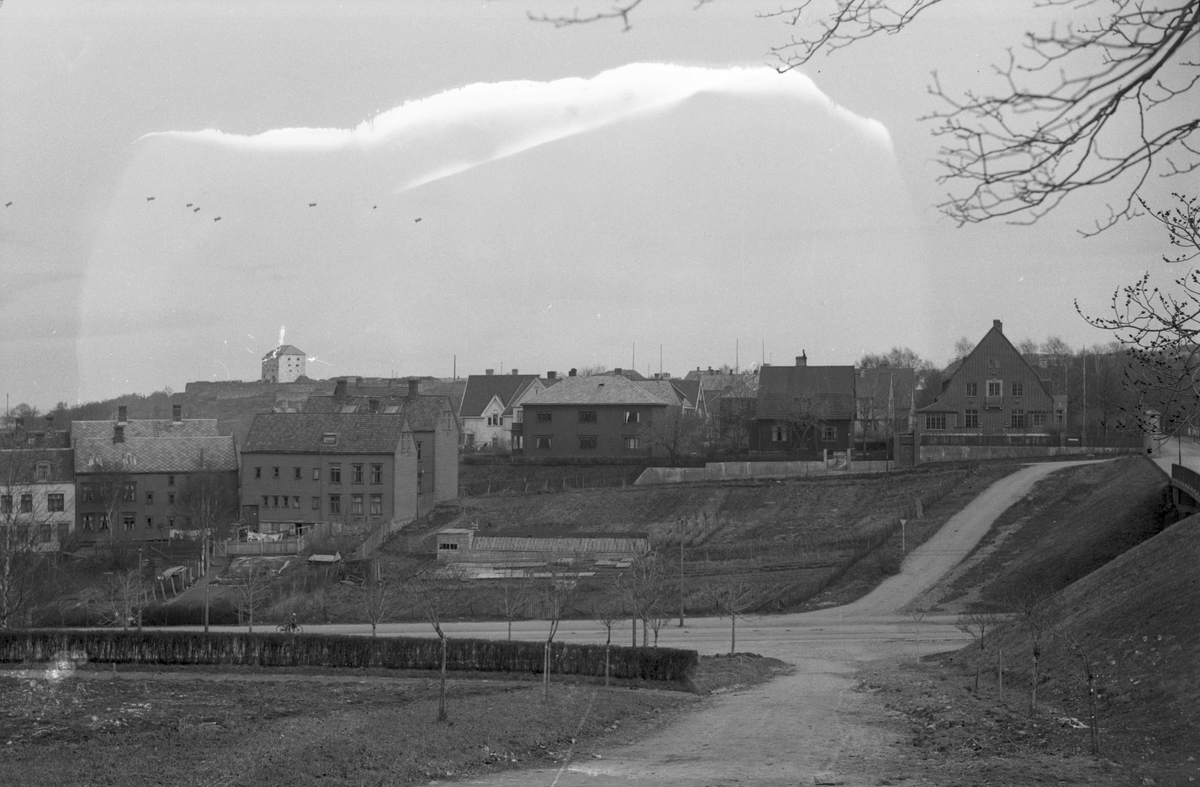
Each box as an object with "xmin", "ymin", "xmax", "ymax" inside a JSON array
[{"xmin": 0, "ymin": 630, "xmax": 698, "ymax": 685}]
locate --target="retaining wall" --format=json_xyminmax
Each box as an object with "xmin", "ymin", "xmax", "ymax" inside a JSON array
[
  {"xmin": 917, "ymin": 445, "xmax": 1141, "ymax": 462},
  {"xmin": 635, "ymin": 459, "xmax": 894, "ymax": 485}
]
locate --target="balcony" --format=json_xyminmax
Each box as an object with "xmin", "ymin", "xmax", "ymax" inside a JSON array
[{"xmin": 984, "ymin": 395, "xmax": 1004, "ymax": 409}]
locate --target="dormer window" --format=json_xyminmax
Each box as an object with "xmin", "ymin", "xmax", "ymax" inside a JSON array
[
  {"xmin": 34, "ymin": 462, "xmax": 50, "ymax": 482},
  {"xmin": 322, "ymin": 433, "xmax": 337, "ymax": 445}
]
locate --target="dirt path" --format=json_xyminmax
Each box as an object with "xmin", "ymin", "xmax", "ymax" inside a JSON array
[{"xmin": 400, "ymin": 460, "xmax": 1106, "ymax": 787}]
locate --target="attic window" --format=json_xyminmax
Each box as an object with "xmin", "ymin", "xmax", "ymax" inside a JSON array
[{"xmin": 322, "ymin": 433, "xmax": 337, "ymax": 445}]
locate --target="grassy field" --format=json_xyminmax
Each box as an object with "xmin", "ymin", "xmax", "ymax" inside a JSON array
[{"xmin": 0, "ymin": 654, "xmax": 786, "ymax": 787}]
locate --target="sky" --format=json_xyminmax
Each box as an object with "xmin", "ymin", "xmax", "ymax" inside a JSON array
[{"xmin": 0, "ymin": 0, "xmax": 1193, "ymax": 408}]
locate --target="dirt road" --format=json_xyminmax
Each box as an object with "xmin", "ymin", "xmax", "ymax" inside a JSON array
[{"xmin": 380, "ymin": 460, "xmax": 1103, "ymax": 787}]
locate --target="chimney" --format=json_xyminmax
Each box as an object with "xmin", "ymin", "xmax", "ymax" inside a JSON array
[
  {"xmin": 993, "ymin": 319, "xmax": 1003, "ymax": 333},
  {"xmin": 334, "ymin": 379, "xmax": 347, "ymax": 400},
  {"xmin": 511, "ymin": 369, "xmax": 519, "ymax": 375},
  {"xmin": 547, "ymin": 371, "xmax": 557, "ymax": 380},
  {"xmin": 355, "ymin": 376, "xmax": 363, "ymax": 387},
  {"xmin": 568, "ymin": 368, "xmax": 577, "ymax": 377},
  {"xmin": 172, "ymin": 404, "xmax": 182, "ymax": 422},
  {"xmin": 114, "ymin": 424, "xmax": 124, "ymax": 444},
  {"xmin": 117, "ymin": 405, "xmax": 128, "ymax": 423},
  {"xmin": 407, "ymin": 377, "xmax": 420, "ymax": 400},
  {"xmin": 615, "ymin": 368, "xmax": 623, "ymax": 375},
  {"xmin": 796, "ymin": 352, "xmax": 807, "ymax": 367},
  {"xmin": 485, "ymin": 369, "xmax": 494, "ymax": 376}
]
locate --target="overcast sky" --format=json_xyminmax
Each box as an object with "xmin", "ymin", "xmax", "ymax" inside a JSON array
[{"xmin": 0, "ymin": 0, "xmax": 1189, "ymax": 408}]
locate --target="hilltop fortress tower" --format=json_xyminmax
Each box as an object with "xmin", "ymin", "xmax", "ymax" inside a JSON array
[{"xmin": 262, "ymin": 345, "xmax": 306, "ymax": 383}]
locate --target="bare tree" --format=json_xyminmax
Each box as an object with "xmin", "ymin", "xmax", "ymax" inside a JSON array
[
  {"xmin": 1055, "ymin": 630, "xmax": 1103, "ymax": 755},
  {"xmin": 952, "ymin": 336, "xmax": 976, "ymax": 362},
  {"xmin": 955, "ymin": 608, "xmax": 1005, "ymax": 692},
  {"xmin": 642, "ymin": 408, "xmax": 705, "ymax": 466},
  {"xmin": 1010, "ymin": 587, "xmax": 1055, "ymax": 716},
  {"xmin": 498, "ymin": 574, "xmax": 534, "ymax": 640},
  {"xmin": 541, "ymin": 1, "xmax": 1200, "ymax": 230},
  {"xmin": 407, "ymin": 566, "xmax": 464, "ymax": 722},
  {"xmin": 1081, "ymin": 193, "xmax": 1200, "ymax": 437},
  {"xmin": 175, "ymin": 465, "xmax": 239, "ymax": 632},
  {"xmin": 707, "ymin": 578, "xmax": 758, "ymax": 655},
  {"xmin": 587, "ymin": 581, "xmax": 624, "ymax": 686},
  {"xmin": 0, "ymin": 450, "xmax": 51, "ymax": 628},
  {"xmin": 359, "ymin": 577, "xmax": 398, "ymax": 637},
  {"xmin": 538, "ymin": 570, "xmax": 576, "ymax": 699},
  {"xmin": 101, "ymin": 568, "xmax": 145, "ymax": 629},
  {"xmin": 783, "ymin": 396, "xmax": 825, "ymax": 457},
  {"xmin": 231, "ymin": 561, "xmax": 273, "ymax": 633}
]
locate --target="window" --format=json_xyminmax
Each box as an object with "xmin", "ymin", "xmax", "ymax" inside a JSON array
[
  {"xmin": 273, "ymin": 466, "xmax": 280, "ymax": 479},
  {"xmin": 623, "ymin": 436, "xmax": 640, "ymax": 450},
  {"xmin": 368, "ymin": 399, "xmax": 379, "ymax": 413},
  {"xmin": 322, "ymin": 433, "xmax": 337, "ymax": 445},
  {"xmin": 1032, "ymin": 412, "xmax": 1047, "ymax": 428},
  {"xmin": 1056, "ymin": 409, "xmax": 1065, "ymax": 424},
  {"xmin": 18, "ymin": 494, "xmax": 32, "ymax": 513},
  {"xmin": 772, "ymin": 424, "xmax": 787, "ymax": 442},
  {"xmin": 168, "ymin": 492, "xmax": 175, "ymax": 505},
  {"xmin": 986, "ymin": 380, "xmax": 1002, "ymax": 397},
  {"xmin": 964, "ymin": 409, "xmax": 980, "ymax": 428},
  {"xmin": 925, "ymin": 413, "xmax": 947, "ymax": 430},
  {"xmin": 83, "ymin": 514, "xmax": 95, "ymax": 532},
  {"xmin": 294, "ymin": 467, "xmax": 302, "ymax": 480},
  {"xmin": 371, "ymin": 464, "xmax": 382, "ymax": 484},
  {"xmin": 35, "ymin": 462, "xmax": 50, "ymax": 482},
  {"xmin": 122, "ymin": 482, "xmax": 136, "ymax": 502},
  {"xmin": 416, "ymin": 442, "xmax": 423, "ymax": 461},
  {"xmin": 351, "ymin": 494, "xmax": 364, "ymax": 515},
  {"xmin": 82, "ymin": 483, "xmax": 95, "ymax": 503},
  {"xmin": 167, "ymin": 474, "xmax": 175, "ymax": 486},
  {"xmin": 370, "ymin": 494, "xmax": 382, "ymax": 516},
  {"xmin": 329, "ymin": 494, "xmax": 341, "ymax": 514},
  {"xmin": 535, "ymin": 436, "xmax": 552, "ymax": 449},
  {"xmin": 146, "ymin": 491, "xmax": 154, "ymax": 505},
  {"xmin": 146, "ymin": 516, "xmax": 154, "ymax": 529},
  {"xmin": 514, "ymin": 435, "xmax": 524, "ymax": 450},
  {"xmin": 38, "ymin": 524, "xmax": 52, "ymax": 543},
  {"xmin": 965, "ymin": 382, "xmax": 978, "ymax": 397},
  {"xmin": 273, "ymin": 495, "xmax": 280, "ymax": 508},
  {"xmin": 1011, "ymin": 382, "xmax": 1024, "ymax": 397},
  {"xmin": 255, "ymin": 467, "xmax": 262, "ymax": 479},
  {"xmin": 312, "ymin": 496, "xmax": 320, "ymax": 510},
  {"xmin": 352, "ymin": 464, "xmax": 363, "ymax": 483},
  {"xmin": 578, "ymin": 411, "xmax": 597, "ymax": 423},
  {"xmin": 623, "ymin": 411, "xmax": 641, "ymax": 424},
  {"xmin": 822, "ymin": 426, "xmax": 837, "ymax": 442},
  {"xmin": 292, "ymin": 495, "xmax": 300, "ymax": 508},
  {"xmin": 487, "ymin": 414, "xmax": 501, "ymax": 427},
  {"xmin": 438, "ymin": 542, "xmax": 458, "ymax": 551},
  {"xmin": 312, "ymin": 468, "xmax": 320, "ymax": 481},
  {"xmin": 1011, "ymin": 409, "xmax": 1026, "ymax": 428},
  {"xmin": 168, "ymin": 518, "xmax": 174, "ymax": 528},
  {"xmin": 47, "ymin": 493, "xmax": 64, "ymax": 512},
  {"xmin": 0, "ymin": 496, "xmax": 10, "ymax": 514},
  {"xmin": 262, "ymin": 495, "xmax": 269, "ymax": 507},
  {"xmin": 123, "ymin": 513, "xmax": 135, "ymax": 531},
  {"xmin": 536, "ymin": 411, "xmax": 552, "ymax": 423},
  {"xmin": 329, "ymin": 464, "xmax": 341, "ymax": 483},
  {"xmin": 578, "ymin": 435, "xmax": 598, "ymax": 450}
]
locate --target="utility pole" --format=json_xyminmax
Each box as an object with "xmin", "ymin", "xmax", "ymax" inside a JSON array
[{"xmin": 678, "ymin": 517, "xmax": 686, "ymax": 627}]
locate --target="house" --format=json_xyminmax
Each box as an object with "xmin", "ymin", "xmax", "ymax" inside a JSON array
[
  {"xmin": 855, "ymin": 367, "xmax": 917, "ymax": 445},
  {"xmin": 459, "ymin": 370, "xmax": 556, "ymax": 449},
  {"xmin": 511, "ymin": 374, "xmax": 675, "ymax": 460},
  {"xmin": 261, "ymin": 344, "xmax": 306, "ymax": 383},
  {"xmin": 72, "ymin": 405, "xmax": 239, "ymax": 544},
  {"xmin": 0, "ymin": 417, "xmax": 75, "ymax": 552},
  {"xmin": 751, "ymin": 353, "xmax": 857, "ymax": 454},
  {"xmin": 303, "ymin": 378, "xmax": 459, "ymax": 514},
  {"xmin": 916, "ymin": 320, "xmax": 1059, "ymax": 435},
  {"xmin": 240, "ymin": 411, "xmax": 419, "ymax": 531}
]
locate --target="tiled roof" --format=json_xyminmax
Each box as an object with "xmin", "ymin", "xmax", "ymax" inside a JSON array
[
  {"xmin": 74, "ymin": 436, "xmax": 237, "ymax": 474},
  {"xmin": 669, "ymin": 380, "xmax": 702, "ymax": 408},
  {"xmin": 262, "ymin": 344, "xmax": 305, "ymax": 360},
  {"xmin": 72, "ymin": 419, "xmax": 220, "ymax": 440},
  {"xmin": 460, "ymin": 374, "xmax": 541, "ymax": 417},
  {"xmin": 635, "ymin": 380, "xmax": 684, "ymax": 407},
  {"xmin": 241, "ymin": 413, "xmax": 411, "ymax": 454},
  {"xmin": 523, "ymin": 375, "xmax": 673, "ymax": 406},
  {"xmin": 303, "ymin": 394, "xmax": 452, "ymax": 431},
  {"xmin": 0, "ymin": 447, "xmax": 75, "ymax": 483},
  {"xmin": 756, "ymin": 365, "xmax": 857, "ymax": 421},
  {"xmin": 0, "ymin": 429, "xmax": 71, "ymax": 450}
]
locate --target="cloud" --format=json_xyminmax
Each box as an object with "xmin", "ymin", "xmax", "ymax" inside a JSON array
[{"xmin": 138, "ymin": 63, "xmax": 893, "ymax": 192}]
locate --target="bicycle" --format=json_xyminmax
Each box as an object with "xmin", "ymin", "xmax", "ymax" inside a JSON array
[{"xmin": 276, "ymin": 618, "xmax": 303, "ymax": 635}]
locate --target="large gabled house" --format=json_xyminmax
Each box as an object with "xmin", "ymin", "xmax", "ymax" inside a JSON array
[
  {"xmin": 751, "ymin": 354, "xmax": 857, "ymax": 454},
  {"xmin": 459, "ymin": 370, "xmax": 557, "ymax": 450},
  {"xmin": 1, "ymin": 419, "xmax": 75, "ymax": 552},
  {"xmin": 72, "ymin": 405, "xmax": 239, "ymax": 544},
  {"xmin": 240, "ymin": 412, "xmax": 419, "ymax": 531},
  {"xmin": 916, "ymin": 320, "xmax": 1062, "ymax": 435},
  {"xmin": 511, "ymin": 374, "xmax": 675, "ymax": 460},
  {"xmin": 303, "ymin": 378, "xmax": 459, "ymax": 514}
]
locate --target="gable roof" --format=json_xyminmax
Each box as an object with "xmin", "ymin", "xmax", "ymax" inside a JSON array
[
  {"xmin": 635, "ymin": 380, "xmax": 685, "ymax": 407},
  {"xmin": 857, "ymin": 367, "xmax": 916, "ymax": 409},
  {"xmin": 522, "ymin": 374, "xmax": 673, "ymax": 407},
  {"xmin": 460, "ymin": 374, "xmax": 542, "ymax": 418},
  {"xmin": 0, "ymin": 447, "xmax": 75, "ymax": 483},
  {"xmin": 917, "ymin": 320, "xmax": 1052, "ymax": 413},
  {"xmin": 74, "ymin": 436, "xmax": 237, "ymax": 474},
  {"xmin": 72, "ymin": 419, "xmax": 221, "ymax": 440},
  {"xmin": 669, "ymin": 379, "xmax": 702, "ymax": 409},
  {"xmin": 241, "ymin": 412, "xmax": 412, "ymax": 454},
  {"xmin": 301, "ymin": 394, "xmax": 452, "ymax": 432},
  {"xmin": 756, "ymin": 365, "xmax": 857, "ymax": 421}
]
